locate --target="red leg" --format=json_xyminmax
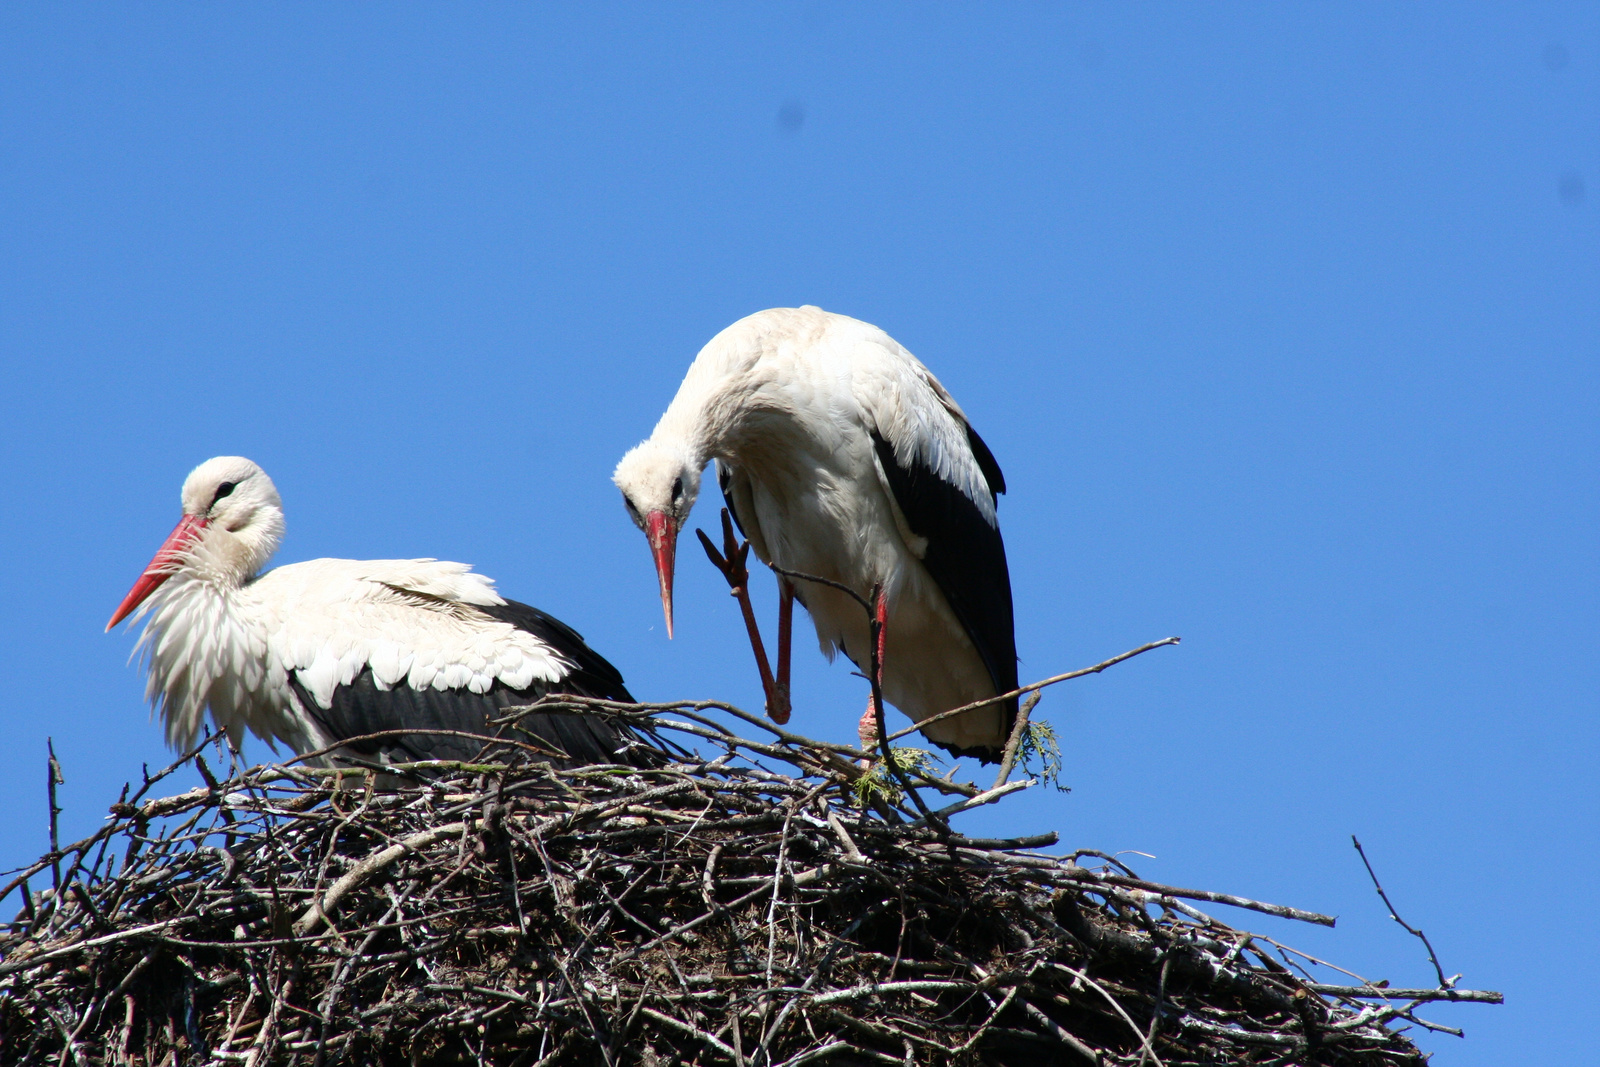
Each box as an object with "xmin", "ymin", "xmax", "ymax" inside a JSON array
[
  {"xmin": 873, "ymin": 586, "xmax": 888, "ymax": 695},
  {"xmin": 860, "ymin": 585, "xmax": 890, "ymax": 760},
  {"xmin": 771, "ymin": 579, "xmax": 793, "ymax": 724},
  {"xmin": 731, "ymin": 578, "xmax": 779, "ymax": 716},
  {"xmin": 697, "ymin": 510, "xmax": 785, "ymax": 722}
]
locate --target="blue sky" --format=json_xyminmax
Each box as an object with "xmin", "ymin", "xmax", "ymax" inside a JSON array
[{"xmin": 1, "ymin": 5, "xmax": 1594, "ymax": 1061}]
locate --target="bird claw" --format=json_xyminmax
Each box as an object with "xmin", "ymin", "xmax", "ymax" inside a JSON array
[
  {"xmin": 694, "ymin": 526, "xmax": 730, "ymax": 578},
  {"xmin": 695, "ymin": 509, "xmax": 752, "ymax": 593}
]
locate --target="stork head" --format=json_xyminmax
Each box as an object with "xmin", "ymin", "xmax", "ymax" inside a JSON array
[
  {"xmin": 613, "ymin": 439, "xmax": 702, "ymax": 638},
  {"xmin": 107, "ymin": 456, "xmax": 286, "ymax": 631}
]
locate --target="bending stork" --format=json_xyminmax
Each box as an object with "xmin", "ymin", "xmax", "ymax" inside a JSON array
[
  {"xmin": 108, "ymin": 456, "xmax": 650, "ymax": 767},
  {"xmin": 613, "ymin": 306, "xmax": 1017, "ymax": 763}
]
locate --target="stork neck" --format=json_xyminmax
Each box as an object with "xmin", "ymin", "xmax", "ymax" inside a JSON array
[
  {"xmin": 651, "ymin": 394, "xmax": 716, "ymax": 471},
  {"xmin": 189, "ymin": 507, "xmax": 285, "ymax": 588}
]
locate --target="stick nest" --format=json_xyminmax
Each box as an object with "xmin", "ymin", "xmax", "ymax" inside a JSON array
[{"xmin": 0, "ymin": 699, "xmax": 1497, "ymax": 1066}]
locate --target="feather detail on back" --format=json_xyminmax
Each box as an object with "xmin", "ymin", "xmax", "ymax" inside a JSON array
[{"xmin": 254, "ymin": 560, "xmax": 569, "ymax": 711}]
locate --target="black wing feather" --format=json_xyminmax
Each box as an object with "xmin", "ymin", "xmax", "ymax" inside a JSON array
[
  {"xmin": 872, "ymin": 429, "xmax": 1018, "ymax": 759},
  {"xmin": 964, "ymin": 423, "xmax": 1007, "ymax": 497},
  {"xmin": 289, "ymin": 599, "xmax": 650, "ymax": 767},
  {"xmin": 717, "ymin": 461, "xmax": 748, "ymax": 539},
  {"xmin": 478, "ymin": 599, "xmax": 635, "ymax": 703}
]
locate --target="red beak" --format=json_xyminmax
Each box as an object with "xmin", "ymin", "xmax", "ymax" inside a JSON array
[
  {"xmin": 646, "ymin": 510, "xmax": 678, "ymax": 639},
  {"xmin": 106, "ymin": 515, "xmax": 209, "ymax": 631}
]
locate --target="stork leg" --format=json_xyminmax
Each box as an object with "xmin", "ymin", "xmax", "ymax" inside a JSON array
[
  {"xmin": 857, "ymin": 585, "xmax": 890, "ymax": 755},
  {"xmin": 775, "ymin": 577, "xmax": 794, "ymax": 724},
  {"xmin": 696, "ymin": 509, "xmax": 791, "ymax": 724}
]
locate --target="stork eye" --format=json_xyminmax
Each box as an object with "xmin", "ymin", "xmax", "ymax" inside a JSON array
[
  {"xmin": 623, "ymin": 495, "xmax": 642, "ymax": 522},
  {"xmin": 671, "ymin": 476, "xmax": 684, "ymax": 504},
  {"xmin": 211, "ymin": 482, "xmax": 238, "ymax": 508}
]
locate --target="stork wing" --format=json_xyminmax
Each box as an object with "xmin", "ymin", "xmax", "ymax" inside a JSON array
[
  {"xmin": 863, "ymin": 353, "xmax": 1019, "ymax": 741},
  {"xmin": 288, "ymin": 665, "xmax": 633, "ymax": 765},
  {"xmin": 870, "ymin": 430, "xmax": 1018, "ymax": 716},
  {"xmin": 258, "ymin": 559, "xmax": 645, "ymax": 766}
]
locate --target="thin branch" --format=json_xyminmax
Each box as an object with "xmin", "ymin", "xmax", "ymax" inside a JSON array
[
  {"xmin": 1351, "ymin": 835, "xmax": 1454, "ymax": 989},
  {"xmin": 887, "ymin": 637, "xmax": 1182, "ymax": 743},
  {"xmin": 992, "ymin": 691, "xmax": 1041, "ymax": 789},
  {"xmin": 47, "ymin": 739, "xmax": 65, "ymax": 892}
]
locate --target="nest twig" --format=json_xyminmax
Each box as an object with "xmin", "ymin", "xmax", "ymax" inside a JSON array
[{"xmin": 0, "ymin": 692, "xmax": 1499, "ymax": 1066}]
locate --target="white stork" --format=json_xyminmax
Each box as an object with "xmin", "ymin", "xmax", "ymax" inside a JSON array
[
  {"xmin": 107, "ymin": 456, "xmax": 649, "ymax": 767},
  {"xmin": 613, "ymin": 306, "xmax": 1017, "ymax": 763}
]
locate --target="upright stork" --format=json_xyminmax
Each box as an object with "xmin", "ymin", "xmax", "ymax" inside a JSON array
[
  {"xmin": 108, "ymin": 456, "xmax": 651, "ymax": 767},
  {"xmin": 613, "ymin": 306, "xmax": 1017, "ymax": 763}
]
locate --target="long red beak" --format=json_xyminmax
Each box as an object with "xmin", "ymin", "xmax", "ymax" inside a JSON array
[
  {"xmin": 106, "ymin": 515, "xmax": 209, "ymax": 632},
  {"xmin": 646, "ymin": 510, "xmax": 678, "ymax": 639}
]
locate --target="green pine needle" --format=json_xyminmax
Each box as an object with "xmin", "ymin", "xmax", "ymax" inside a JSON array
[
  {"xmin": 1018, "ymin": 720, "xmax": 1071, "ymax": 793},
  {"xmin": 852, "ymin": 746, "xmax": 940, "ymax": 807}
]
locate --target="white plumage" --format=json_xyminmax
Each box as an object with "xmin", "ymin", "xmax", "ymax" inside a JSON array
[
  {"xmin": 614, "ymin": 306, "xmax": 1018, "ymax": 761},
  {"xmin": 111, "ymin": 457, "xmax": 641, "ymax": 766}
]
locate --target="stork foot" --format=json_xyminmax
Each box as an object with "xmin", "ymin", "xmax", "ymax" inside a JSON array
[
  {"xmin": 858, "ymin": 699, "xmax": 880, "ymax": 767},
  {"xmin": 857, "ymin": 582, "xmax": 889, "ymax": 765}
]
